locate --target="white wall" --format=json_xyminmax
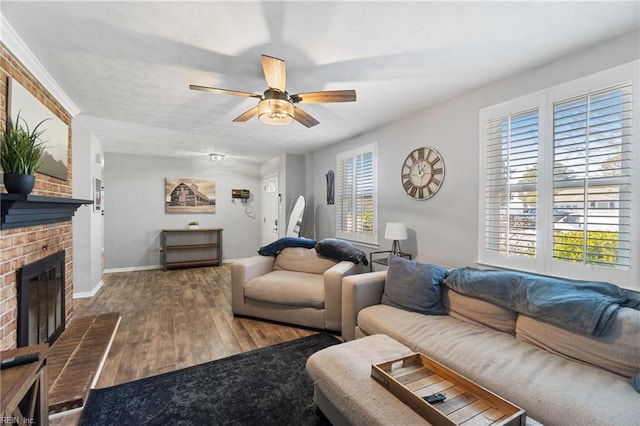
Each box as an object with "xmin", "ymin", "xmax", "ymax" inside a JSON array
[
  {"xmin": 72, "ymin": 118, "xmax": 104, "ymax": 297},
  {"xmin": 259, "ymin": 154, "xmax": 310, "ymax": 239},
  {"xmin": 311, "ymin": 31, "xmax": 640, "ymax": 270},
  {"xmin": 104, "ymin": 153, "xmax": 261, "ymax": 270},
  {"xmin": 283, "ymin": 154, "xmax": 307, "ymax": 236}
]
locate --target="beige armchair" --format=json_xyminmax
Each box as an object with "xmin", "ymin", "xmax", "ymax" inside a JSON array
[{"xmin": 231, "ymin": 247, "xmax": 362, "ymax": 331}]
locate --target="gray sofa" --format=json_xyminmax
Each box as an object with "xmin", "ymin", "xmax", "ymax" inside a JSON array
[
  {"xmin": 341, "ymin": 269, "xmax": 640, "ymax": 425},
  {"xmin": 231, "ymin": 247, "xmax": 362, "ymax": 331}
]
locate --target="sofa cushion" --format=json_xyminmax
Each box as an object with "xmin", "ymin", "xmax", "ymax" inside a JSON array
[
  {"xmin": 273, "ymin": 247, "xmax": 337, "ymax": 274},
  {"xmin": 442, "ymin": 287, "xmax": 517, "ymax": 334},
  {"xmin": 516, "ymin": 308, "xmax": 640, "ymax": 378},
  {"xmin": 357, "ymin": 304, "xmax": 640, "ymax": 425},
  {"xmin": 244, "ymin": 270, "xmax": 325, "ymax": 308},
  {"xmin": 258, "ymin": 237, "xmax": 317, "ymax": 256},
  {"xmin": 381, "ymin": 255, "xmax": 447, "ymax": 315},
  {"xmin": 315, "ymin": 238, "xmax": 368, "ymax": 265},
  {"xmin": 443, "ymin": 267, "xmax": 636, "ymax": 336}
]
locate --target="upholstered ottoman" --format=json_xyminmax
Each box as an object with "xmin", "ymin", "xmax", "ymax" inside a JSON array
[
  {"xmin": 306, "ymin": 334, "xmax": 542, "ymax": 426},
  {"xmin": 306, "ymin": 334, "xmax": 426, "ymax": 425}
]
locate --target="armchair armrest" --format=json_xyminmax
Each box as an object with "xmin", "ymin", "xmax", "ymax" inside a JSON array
[
  {"xmin": 231, "ymin": 255, "xmax": 275, "ymax": 315},
  {"xmin": 341, "ymin": 271, "xmax": 387, "ymax": 341},
  {"xmin": 323, "ymin": 261, "xmax": 364, "ymax": 331}
]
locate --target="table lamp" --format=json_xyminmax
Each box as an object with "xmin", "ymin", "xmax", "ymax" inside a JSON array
[{"xmin": 385, "ymin": 222, "xmax": 408, "ymax": 255}]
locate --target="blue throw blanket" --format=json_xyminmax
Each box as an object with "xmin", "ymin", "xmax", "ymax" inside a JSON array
[{"xmin": 443, "ymin": 268, "xmax": 640, "ymax": 336}]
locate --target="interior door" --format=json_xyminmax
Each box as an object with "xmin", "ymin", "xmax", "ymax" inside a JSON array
[{"xmin": 262, "ymin": 174, "xmax": 279, "ymax": 246}]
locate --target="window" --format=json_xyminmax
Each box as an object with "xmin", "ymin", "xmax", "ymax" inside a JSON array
[
  {"xmin": 484, "ymin": 109, "xmax": 539, "ymax": 259},
  {"xmin": 552, "ymin": 85, "xmax": 631, "ymax": 268},
  {"xmin": 336, "ymin": 143, "xmax": 377, "ymax": 244},
  {"xmin": 479, "ymin": 63, "xmax": 637, "ymax": 287}
]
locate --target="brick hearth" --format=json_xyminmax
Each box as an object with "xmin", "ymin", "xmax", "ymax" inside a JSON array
[{"xmin": 48, "ymin": 313, "xmax": 120, "ymax": 413}]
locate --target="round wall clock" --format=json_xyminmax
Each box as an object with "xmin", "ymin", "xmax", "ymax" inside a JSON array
[{"xmin": 401, "ymin": 147, "xmax": 445, "ymax": 200}]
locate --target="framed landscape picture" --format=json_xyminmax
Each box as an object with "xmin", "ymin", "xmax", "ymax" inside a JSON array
[{"xmin": 165, "ymin": 178, "xmax": 216, "ymax": 213}]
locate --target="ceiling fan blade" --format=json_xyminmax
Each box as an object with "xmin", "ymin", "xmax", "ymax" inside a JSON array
[
  {"xmin": 261, "ymin": 55, "xmax": 286, "ymax": 92},
  {"xmin": 233, "ymin": 106, "xmax": 260, "ymax": 122},
  {"xmin": 293, "ymin": 106, "xmax": 319, "ymax": 128},
  {"xmin": 189, "ymin": 85, "xmax": 262, "ymax": 98},
  {"xmin": 290, "ymin": 90, "xmax": 356, "ymax": 104}
]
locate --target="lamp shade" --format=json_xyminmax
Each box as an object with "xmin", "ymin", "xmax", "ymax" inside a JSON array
[
  {"xmin": 385, "ymin": 222, "xmax": 408, "ymax": 240},
  {"xmin": 258, "ymin": 98, "xmax": 294, "ymax": 125}
]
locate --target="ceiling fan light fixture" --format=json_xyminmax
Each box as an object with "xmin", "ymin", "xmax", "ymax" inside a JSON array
[
  {"xmin": 258, "ymin": 98, "xmax": 294, "ymax": 125},
  {"xmin": 191, "ymin": 55, "xmax": 355, "ymax": 128}
]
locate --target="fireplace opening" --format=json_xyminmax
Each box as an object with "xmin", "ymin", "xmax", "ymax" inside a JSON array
[{"xmin": 17, "ymin": 250, "xmax": 66, "ymax": 347}]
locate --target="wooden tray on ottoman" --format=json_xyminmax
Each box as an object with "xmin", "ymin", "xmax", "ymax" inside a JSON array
[{"xmin": 371, "ymin": 353, "xmax": 526, "ymax": 426}]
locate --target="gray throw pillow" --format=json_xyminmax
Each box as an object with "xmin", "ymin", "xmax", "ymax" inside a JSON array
[
  {"xmin": 381, "ymin": 255, "xmax": 447, "ymax": 315},
  {"xmin": 315, "ymin": 238, "xmax": 368, "ymax": 265},
  {"xmin": 632, "ymin": 373, "xmax": 640, "ymax": 393}
]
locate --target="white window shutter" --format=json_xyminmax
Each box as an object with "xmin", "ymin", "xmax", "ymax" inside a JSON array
[
  {"xmin": 484, "ymin": 109, "xmax": 539, "ymax": 258},
  {"xmin": 552, "ymin": 84, "xmax": 632, "ymax": 268},
  {"xmin": 336, "ymin": 143, "xmax": 377, "ymax": 244}
]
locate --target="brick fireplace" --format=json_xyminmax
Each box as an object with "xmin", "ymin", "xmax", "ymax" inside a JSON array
[{"xmin": 0, "ymin": 44, "xmax": 75, "ymax": 351}]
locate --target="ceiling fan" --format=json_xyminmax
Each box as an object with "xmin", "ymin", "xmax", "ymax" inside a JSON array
[{"xmin": 189, "ymin": 55, "xmax": 356, "ymax": 128}]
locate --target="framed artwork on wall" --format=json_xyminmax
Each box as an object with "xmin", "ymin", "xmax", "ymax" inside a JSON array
[
  {"xmin": 326, "ymin": 170, "xmax": 334, "ymax": 205},
  {"xmin": 8, "ymin": 78, "xmax": 70, "ymax": 181},
  {"xmin": 165, "ymin": 178, "xmax": 216, "ymax": 213}
]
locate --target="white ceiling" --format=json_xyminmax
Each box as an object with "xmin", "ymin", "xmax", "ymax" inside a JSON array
[{"xmin": 2, "ymin": 1, "xmax": 639, "ymax": 168}]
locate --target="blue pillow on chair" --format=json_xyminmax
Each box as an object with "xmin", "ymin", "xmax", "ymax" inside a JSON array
[
  {"xmin": 258, "ymin": 237, "xmax": 317, "ymax": 256},
  {"xmin": 315, "ymin": 238, "xmax": 369, "ymax": 265}
]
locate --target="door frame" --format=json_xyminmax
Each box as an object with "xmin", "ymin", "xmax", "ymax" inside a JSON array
[{"xmin": 261, "ymin": 173, "xmax": 280, "ymax": 246}]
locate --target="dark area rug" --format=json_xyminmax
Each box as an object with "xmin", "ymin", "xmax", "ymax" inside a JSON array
[{"xmin": 79, "ymin": 333, "xmax": 340, "ymax": 425}]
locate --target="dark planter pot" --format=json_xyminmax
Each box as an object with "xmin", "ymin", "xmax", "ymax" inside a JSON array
[{"xmin": 3, "ymin": 173, "xmax": 36, "ymax": 194}]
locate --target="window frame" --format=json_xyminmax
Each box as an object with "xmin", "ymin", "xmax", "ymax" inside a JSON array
[
  {"xmin": 335, "ymin": 142, "xmax": 378, "ymax": 245},
  {"xmin": 478, "ymin": 61, "xmax": 639, "ymax": 288}
]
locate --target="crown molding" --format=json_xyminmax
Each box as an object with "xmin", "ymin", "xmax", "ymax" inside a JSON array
[{"xmin": 1, "ymin": 15, "xmax": 81, "ymax": 117}]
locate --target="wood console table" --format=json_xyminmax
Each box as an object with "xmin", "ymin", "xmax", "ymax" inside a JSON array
[
  {"xmin": 1, "ymin": 343, "xmax": 49, "ymax": 425},
  {"xmin": 162, "ymin": 228, "xmax": 223, "ymax": 270}
]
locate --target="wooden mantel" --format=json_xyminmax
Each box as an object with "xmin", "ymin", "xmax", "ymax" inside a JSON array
[{"xmin": 0, "ymin": 193, "xmax": 93, "ymax": 230}]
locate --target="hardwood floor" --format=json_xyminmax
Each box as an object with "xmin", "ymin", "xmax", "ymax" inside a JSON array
[{"xmin": 72, "ymin": 265, "xmax": 315, "ymax": 389}]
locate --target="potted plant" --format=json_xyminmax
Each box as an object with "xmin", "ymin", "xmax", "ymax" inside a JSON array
[
  {"xmin": 188, "ymin": 221, "xmax": 199, "ymax": 229},
  {"xmin": 1, "ymin": 112, "xmax": 48, "ymax": 194}
]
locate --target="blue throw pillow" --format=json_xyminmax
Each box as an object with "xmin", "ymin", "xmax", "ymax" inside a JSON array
[
  {"xmin": 314, "ymin": 238, "xmax": 368, "ymax": 265},
  {"xmin": 381, "ymin": 255, "xmax": 447, "ymax": 315},
  {"xmin": 258, "ymin": 237, "xmax": 317, "ymax": 256}
]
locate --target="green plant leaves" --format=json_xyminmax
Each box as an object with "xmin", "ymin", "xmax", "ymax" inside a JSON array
[{"xmin": 1, "ymin": 112, "xmax": 49, "ymax": 175}]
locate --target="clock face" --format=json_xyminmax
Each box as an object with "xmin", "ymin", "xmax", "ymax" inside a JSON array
[{"xmin": 401, "ymin": 147, "xmax": 445, "ymax": 200}]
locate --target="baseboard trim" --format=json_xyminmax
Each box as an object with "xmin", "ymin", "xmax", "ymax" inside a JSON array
[
  {"xmin": 104, "ymin": 261, "xmax": 237, "ymax": 273},
  {"xmin": 103, "ymin": 265, "xmax": 162, "ymax": 274},
  {"xmin": 73, "ymin": 280, "xmax": 104, "ymax": 299}
]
